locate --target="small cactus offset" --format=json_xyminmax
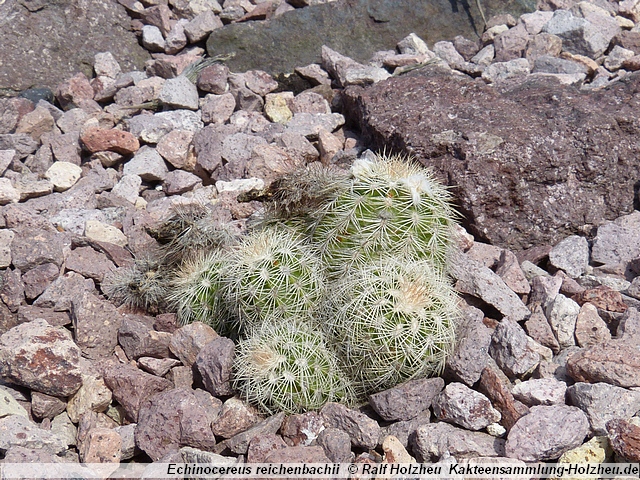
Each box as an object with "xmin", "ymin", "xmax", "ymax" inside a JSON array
[
  {"xmin": 103, "ymin": 256, "xmax": 169, "ymax": 313},
  {"xmin": 325, "ymin": 256, "xmax": 460, "ymax": 393},
  {"xmin": 223, "ymin": 225, "xmax": 327, "ymax": 334},
  {"xmin": 232, "ymin": 319, "xmax": 358, "ymax": 415},
  {"xmin": 312, "ymin": 152, "xmax": 458, "ymax": 279},
  {"xmin": 168, "ymin": 250, "xmax": 236, "ymax": 335}
]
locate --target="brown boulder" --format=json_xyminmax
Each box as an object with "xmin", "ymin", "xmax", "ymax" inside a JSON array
[{"xmin": 343, "ymin": 69, "xmax": 640, "ymax": 250}]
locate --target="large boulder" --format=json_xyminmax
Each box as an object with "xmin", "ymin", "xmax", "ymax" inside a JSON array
[
  {"xmin": 342, "ymin": 68, "xmax": 640, "ymax": 250},
  {"xmin": 0, "ymin": 0, "xmax": 150, "ymax": 96},
  {"xmin": 206, "ymin": 0, "xmax": 535, "ymax": 75}
]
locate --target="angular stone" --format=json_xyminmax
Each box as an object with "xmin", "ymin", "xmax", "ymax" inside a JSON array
[
  {"xmin": 44, "ymin": 162, "xmax": 83, "ymax": 192},
  {"xmin": 136, "ymin": 388, "xmax": 217, "ymax": 461},
  {"xmin": 285, "ymin": 112, "xmax": 345, "ymax": 140},
  {"xmin": 66, "ymin": 246, "xmax": 116, "ymax": 283},
  {"xmin": 21, "ymin": 263, "xmax": 59, "ymax": 301},
  {"xmin": 157, "ymin": 130, "xmax": 196, "ymax": 169},
  {"xmin": 525, "ymin": 305, "xmax": 561, "ymax": 354},
  {"xmin": 80, "ymin": 128, "xmax": 140, "ymax": 155},
  {"xmin": 123, "ymin": 146, "xmax": 168, "ymax": 182},
  {"xmin": 433, "ymin": 382, "xmax": 501, "ymax": 431},
  {"xmin": 142, "ymin": 25, "xmax": 166, "ymax": 52},
  {"xmin": 0, "ymin": 319, "xmax": 83, "ymax": 397},
  {"xmin": 575, "ymin": 302, "xmax": 611, "ymax": 347},
  {"xmin": 568, "ymin": 382, "xmax": 640, "ymax": 435},
  {"xmin": 478, "ymin": 367, "xmax": 529, "ymax": 432},
  {"xmin": 412, "ymin": 422, "xmax": 505, "ymax": 462},
  {"xmin": 102, "ymin": 362, "xmax": 171, "ymax": 422},
  {"xmin": 445, "ymin": 304, "xmax": 493, "ymax": 385},
  {"xmin": 506, "ymin": 405, "xmax": 589, "ymax": 461},
  {"xmin": 163, "ymin": 170, "xmax": 202, "ymax": 195},
  {"xmin": 280, "ymin": 412, "xmax": 325, "ymax": 447},
  {"xmin": 67, "ymin": 373, "xmax": 112, "ymax": 423},
  {"xmin": 211, "ymin": 396, "xmax": 262, "ymax": 439},
  {"xmin": 34, "ymin": 271, "xmax": 95, "ymax": 312},
  {"xmin": 494, "ymin": 24, "xmax": 531, "ymax": 62},
  {"xmin": 0, "ymin": 414, "xmax": 67, "ymax": 454},
  {"xmin": 607, "ymin": 419, "xmax": 640, "ymax": 461},
  {"xmin": 490, "ymin": 319, "xmax": 541, "ymax": 377},
  {"xmin": 118, "ymin": 318, "xmax": 172, "ymax": 360},
  {"xmin": 195, "ymin": 337, "xmax": 235, "ymax": 397},
  {"xmin": 71, "ymin": 292, "xmax": 121, "ymax": 359},
  {"xmin": 368, "ymin": 377, "xmax": 444, "ymax": 422},
  {"xmin": 546, "ymin": 294, "xmax": 580, "ymax": 348},
  {"xmin": 567, "ymin": 340, "xmax": 640, "ymax": 388},
  {"xmin": 0, "ymin": 268, "xmax": 24, "ymax": 313},
  {"xmin": 451, "ymin": 254, "xmax": 530, "ymax": 321},
  {"xmin": 226, "ymin": 412, "xmax": 285, "ymax": 455},
  {"xmin": 542, "ymin": 9, "xmax": 611, "ymax": 58},
  {"xmin": 138, "ymin": 357, "xmax": 180, "ymax": 377},
  {"xmin": 0, "ymin": 389, "xmax": 28, "ymax": 418},
  {"xmin": 169, "ymin": 321, "xmax": 218, "ymax": 367},
  {"xmin": 511, "ymin": 378, "xmax": 567, "ymax": 406},
  {"xmin": 197, "ymin": 64, "xmax": 229, "ymax": 95},
  {"xmin": 320, "ymin": 402, "xmax": 380, "ymax": 449},
  {"xmin": 317, "ymin": 427, "xmax": 353, "ymax": 463},
  {"xmin": 159, "ymin": 76, "xmax": 200, "ymax": 111},
  {"xmin": 549, "ymin": 235, "xmax": 590, "ymax": 278},
  {"xmin": 31, "ymin": 391, "xmax": 66, "ymax": 420},
  {"xmin": 573, "ymin": 285, "xmax": 628, "ymax": 313},
  {"xmin": 79, "ymin": 427, "xmax": 122, "ymax": 467},
  {"xmin": 10, "ymin": 226, "xmax": 67, "ymax": 271}
]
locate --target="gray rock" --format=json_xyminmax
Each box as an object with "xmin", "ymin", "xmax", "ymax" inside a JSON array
[
  {"xmin": 142, "ymin": 25, "xmax": 166, "ymax": 53},
  {"xmin": 158, "ymin": 76, "xmax": 200, "ymax": 111},
  {"xmin": 378, "ymin": 411, "xmax": 432, "ymax": 449},
  {"xmin": 0, "ymin": 319, "xmax": 83, "ymax": 397},
  {"xmin": 490, "ymin": 319, "xmax": 541, "ymax": 378},
  {"xmin": 0, "ymin": 134, "xmax": 38, "ymax": 159},
  {"xmin": 368, "ymin": 377, "xmax": 444, "ymax": 421},
  {"xmin": 0, "ymin": 415, "xmax": 67, "ymax": 454},
  {"xmin": 494, "ymin": 24, "xmax": 531, "ymax": 62},
  {"xmin": 605, "ymin": 45, "xmax": 636, "ymax": 71},
  {"xmin": 206, "ymin": 0, "xmax": 534, "ymax": 75},
  {"xmin": 117, "ymin": 317, "xmax": 172, "ymax": 360},
  {"xmin": 316, "ymin": 427, "xmax": 353, "ymax": 462},
  {"xmin": 192, "ymin": 124, "xmax": 240, "ymax": 175},
  {"xmin": 320, "ymin": 402, "xmax": 380, "ymax": 449},
  {"xmin": 505, "ymin": 405, "xmax": 589, "ymax": 461},
  {"xmin": 136, "ymin": 388, "xmax": 216, "ymax": 461},
  {"xmin": 21, "ymin": 263, "xmax": 58, "ymax": 301},
  {"xmin": 1, "ymin": 268, "xmax": 24, "ymax": 313},
  {"xmin": 511, "ymin": 378, "xmax": 567, "ymax": 406},
  {"xmin": 162, "ymin": 170, "xmax": 202, "ymax": 195},
  {"xmin": 114, "ymin": 423, "xmax": 137, "ymax": 460},
  {"xmin": 552, "ymin": 233, "xmax": 589, "ymax": 278},
  {"xmin": 482, "ymin": 58, "xmax": 531, "ymax": 83},
  {"xmin": 529, "ymin": 274, "xmax": 563, "ymax": 310},
  {"xmin": 617, "ymin": 307, "xmax": 640, "ymax": 341},
  {"xmin": 451, "ymin": 254, "xmax": 530, "ymax": 322},
  {"xmin": 50, "ymin": 412, "xmax": 78, "ymax": 448},
  {"xmin": 532, "ymin": 55, "xmax": 590, "ymax": 76},
  {"xmin": 111, "ymin": 174, "xmax": 142, "ymax": 204},
  {"xmin": 127, "ymin": 114, "xmax": 174, "ymax": 144},
  {"xmin": 433, "ymin": 382, "xmax": 501, "ymax": 431},
  {"xmin": 520, "ymin": 10, "xmax": 555, "ymax": 34},
  {"xmin": 445, "ymin": 304, "xmax": 493, "ymax": 385},
  {"xmin": 34, "ymin": 271, "xmax": 96, "ymax": 312},
  {"xmin": 568, "ymin": 382, "xmax": 640, "ymax": 435},
  {"xmin": 0, "ymin": 389, "xmax": 28, "ymax": 418},
  {"xmin": 66, "ymin": 372, "xmax": 112, "ymax": 424},
  {"xmin": 219, "ymin": 132, "xmax": 268, "ymax": 180},
  {"xmin": 195, "ymin": 337, "xmax": 235, "ymax": 397},
  {"xmin": 322, "ymin": 46, "xmax": 391, "ymax": 87},
  {"xmin": 545, "ymin": 294, "xmax": 580, "ymax": 348},
  {"xmin": 285, "ymin": 112, "xmax": 345, "ymax": 140},
  {"xmin": 412, "ymin": 422, "xmax": 506, "ymax": 462},
  {"xmin": 138, "ymin": 357, "xmax": 181, "ymax": 377},
  {"xmin": 566, "ymin": 340, "xmax": 640, "ymax": 387},
  {"xmin": 542, "ymin": 9, "xmax": 611, "ymax": 58},
  {"xmin": 592, "ymin": 211, "xmax": 640, "ymax": 265},
  {"xmin": 201, "ymin": 93, "xmax": 236, "ymax": 125},
  {"xmin": 123, "ymin": 146, "xmax": 168, "ymax": 182},
  {"xmin": 0, "ymin": 0, "xmax": 149, "ymax": 95}
]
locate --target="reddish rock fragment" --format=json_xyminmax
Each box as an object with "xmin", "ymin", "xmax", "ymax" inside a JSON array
[
  {"xmin": 572, "ymin": 285, "xmax": 628, "ymax": 313},
  {"xmin": 478, "ymin": 367, "xmax": 529, "ymax": 432},
  {"xmin": 607, "ymin": 419, "xmax": 640, "ymax": 461},
  {"xmin": 81, "ymin": 128, "xmax": 140, "ymax": 155},
  {"xmin": 566, "ymin": 340, "xmax": 640, "ymax": 387}
]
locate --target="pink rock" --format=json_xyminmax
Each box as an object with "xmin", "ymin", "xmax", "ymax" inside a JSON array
[{"xmin": 55, "ymin": 73, "xmax": 95, "ymax": 111}]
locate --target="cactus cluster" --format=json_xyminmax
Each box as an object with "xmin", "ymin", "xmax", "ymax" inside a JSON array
[{"xmin": 105, "ymin": 151, "xmax": 461, "ymax": 415}]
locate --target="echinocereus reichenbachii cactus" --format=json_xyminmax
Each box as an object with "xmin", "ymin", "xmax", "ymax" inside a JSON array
[
  {"xmin": 223, "ymin": 225, "xmax": 327, "ymax": 333},
  {"xmin": 312, "ymin": 152, "xmax": 457, "ymax": 279},
  {"xmin": 232, "ymin": 319, "xmax": 357, "ymax": 414},
  {"xmin": 325, "ymin": 256, "xmax": 460, "ymax": 393},
  {"xmin": 167, "ymin": 250, "xmax": 235, "ymax": 335}
]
